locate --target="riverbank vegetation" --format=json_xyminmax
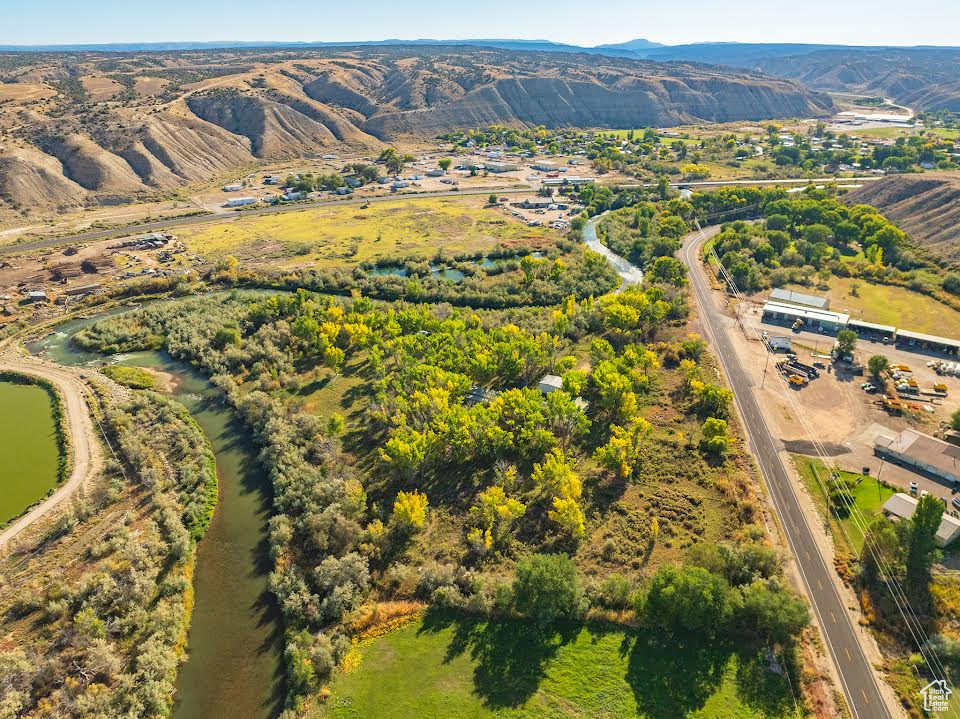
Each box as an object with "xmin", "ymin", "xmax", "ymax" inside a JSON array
[
  {"xmin": 71, "ymin": 283, "xmax": 811, "ymax": 715},
  {"xmin": 0, "ymin": 382, "xmax": 216, "ymax": 717}
]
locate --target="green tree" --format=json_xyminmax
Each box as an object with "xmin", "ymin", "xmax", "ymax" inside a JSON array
[
  {"xmin": 512, "ymin": 553, "xmax": 587, "ymax": 622},
  {"xmin": 860, "ymin": 518, "xmax": 902, "ymax": 586},
  {"xmin": 835, "ymin": 328, "xmax": 858, "ymax": 358},
  {"xmin": 438, "ymin": 157, "xmax": 452, "ymax": 172},
  {"xmin": 951, "ymin": 408, "xmax": 960, "ymax": 431},
  {"xmin": 700, "ymin": 417, "xmax": 730, "ymax": 457},
  {"xmin": 867, "ymin": 354, "xmax": 889, "ymax": 380},
  {"xmin": 488, "ymin": 193, "xmax": 499, "ymax": 205},
  {"xmin": 736, "ymin": 581, "xmax": 809, "ymax": 645},
  {"xmin": 906, "ymin": 494, "xmax": 944, "ymax": 593},
  {"xmin": 642, "ymin": 565, "xmax": 733, "ymax": 634}
]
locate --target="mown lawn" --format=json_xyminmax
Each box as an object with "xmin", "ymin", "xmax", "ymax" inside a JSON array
[
  {"xmin": 785, "ymin": 277, "xmax": 960, "ymax": 338},
  {"xmin": 794, "ymin": 456, "xmax": 894, "ymax": 555},
  {"xmin": 181, "ymin": 197, "xmax": 554, "ymax": 268},
  {"xmin": 315, "ymin": 611, "xmax": 799, "ymax": 719}
]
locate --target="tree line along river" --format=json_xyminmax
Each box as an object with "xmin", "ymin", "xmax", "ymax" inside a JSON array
[{"xmin": 29, "ymin": 309, "xmax": 284, "ymax": 719}]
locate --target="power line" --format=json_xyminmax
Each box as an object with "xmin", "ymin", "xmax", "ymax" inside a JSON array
[{"xmin": 700, "ymin": 219, "xmax": 957, "ymax": 716}]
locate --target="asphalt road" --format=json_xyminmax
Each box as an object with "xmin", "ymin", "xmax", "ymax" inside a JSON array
[
  {"xmin": 1, "ymin": 175, "xmax": 884, "ymax": 258},
  {"xmin": 680, "ymin": 226, "xmax": 891, "ymax": 719}
]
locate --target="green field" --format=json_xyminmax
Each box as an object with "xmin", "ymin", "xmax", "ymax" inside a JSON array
[
  {"xmin": 182, "ymin": 197, "xmax": 554, "ymax": 268},
  {"xmin": 316, "ymin": 612, "xmax": 798, "ymax": 719},
  {"xmin": 794, "ymin": 456, "xmax": 894, "ymax": 555},
  {"xmin": 786, "ymin": 277, "xmax": 960, "ymax": 338},
  {"xmin": 0, "ymin": 381, "xmax": 62, "ymax": 525}
]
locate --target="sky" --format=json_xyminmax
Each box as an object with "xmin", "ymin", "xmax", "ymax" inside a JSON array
[{"xmin": 1, "ymin": 0, "xmax": 957, "ymax": 47}]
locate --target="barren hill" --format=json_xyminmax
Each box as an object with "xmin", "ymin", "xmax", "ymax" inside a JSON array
[
  {"xmin": 847, "ymin": 173, "xmax": 960, "ymax": 262},
  {"xmin": 749, "ymin": 49, "xmax": 960, "ymax": 112},
  {"xmin": 0, "ymin": 45, "xmax": 831, "ymax": 211}
]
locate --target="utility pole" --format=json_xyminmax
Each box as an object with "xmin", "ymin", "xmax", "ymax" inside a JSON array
[{"xmin": 761, "ymin": 347, "xmax": 771, "ymax": 389}]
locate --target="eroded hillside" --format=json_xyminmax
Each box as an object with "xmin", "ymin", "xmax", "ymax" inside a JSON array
[
  {"xmin": 0, "ymin": 46, "xmax": 831, "ymax": 211},
  {"xmin": 847, "ymin": 172, "xmax": 960, "ymax": 263}
]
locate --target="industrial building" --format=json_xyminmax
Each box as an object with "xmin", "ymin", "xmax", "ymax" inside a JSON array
[
  {"xmin": 896, "ymin": 329, "xmax": 960, "ymax": 357},
  {"xmin": 484, "ymin": 162, "xmax": 519, "ymax": 173},
  {"xmin": 848, "ymin": 318, "xmax": 896, "ymax": 342},
  {"xmin": 882, "ymin": 493, "xmax": 960, "ymax": 547},
  {"xmin": 875, "ymin": 429, "xmax": 960, "ymax": 487},
  {"xmin": 761, "ymin": 300, "xmax": 850, "ymax": 332},
  {"xmin": 769, "ymin": 288, "xmax": 831, "ymax": 311},
  {"xmin": 760, "ymin": 289, "xmax": 957, "ymax": 352}
]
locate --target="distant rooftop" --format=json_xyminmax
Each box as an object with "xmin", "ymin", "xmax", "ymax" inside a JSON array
[{"xmin": 769, "ymin": 288, "xmax": 830, "ymax": 311}]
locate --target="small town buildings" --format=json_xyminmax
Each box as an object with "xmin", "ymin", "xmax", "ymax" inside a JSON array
[
  {"xmin": 761, "ymin": 301, "xmax": 849, "ymax": 333},
  {"xmin": 425, "ymin": 169, "xmax": 446, "ymax": 177},
  {"xmin": 281, "ymin": 191, "xmax": 306, "ymax": 201},
  {"xmin": 26, "ymin": 290, "xmax": 50, "ymax": 303},
  {"xmin": 542, "ymin": 176, "xmax": 594, "ymax": 186},
  {"xmin": 225, "ymin": 197, "xmax": 257, "ymax": 207},
  {"xmin": 769, "ymin": 288, "xmax": 831, "ymax": 311},
  {"xmin": 875, "ymin": 429, "xmax": 960, "ymax": 487},
  {"xmin": 848, "ymin": 318, "xmax": 896, "ymax": 342},
  {"xmin": 882, "ymin": 492, "xmax": 960, "ymax": 547},
  {"xmin": 222, "ymin": 184, "xmax": 243, "ymax": 192},
  {"xmin": 896, "ymin": 329, "xmax": 960, "ymax": 357},
  {"xmin": 63, "ymin": 283, "xmax": 101, "ymax": 297},
  {"xmin": 484, "ymin": 162, "xmax": 519, "ymax": 173},
  {"xmin": 335, "ymin": 187, "xmax": 353, "ymax": 195},
  {"xmin": 263, "ymin": 175, "xmax": 281, "ymax": 185},
  {"xmin": 538, "ymin": 374, "xmax": 564, "ymax": 393},
  {"xmin": 532, "ymin": 161, "xmax": 558, "ymax": 171}
]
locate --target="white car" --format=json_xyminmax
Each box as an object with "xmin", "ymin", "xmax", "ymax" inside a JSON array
[{"xmin": 909, "ymin": 481, "xmax": 918, "ymax": 495}]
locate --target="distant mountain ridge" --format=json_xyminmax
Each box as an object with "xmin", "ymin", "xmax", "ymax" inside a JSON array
[{"xmin": 0, "ymin": 44, "xmax": 830, "ymax": 211}]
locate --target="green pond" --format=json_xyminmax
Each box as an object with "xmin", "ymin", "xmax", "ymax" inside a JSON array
[
  {"xmin": 30, "ymin": 309, "xmax": 284, "ymax": 718},
  {"xmin": 0, "ymin": 380, "xmax": 61, "ymax": 526}
]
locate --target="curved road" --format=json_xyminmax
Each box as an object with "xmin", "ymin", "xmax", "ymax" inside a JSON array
[
  {"xmin": 0, "ymin": 351, "xmax": 100, "ymax": 548},
  {"xmin": 679, "ymin": 226, "xmax": 891, "ymax": 719}
]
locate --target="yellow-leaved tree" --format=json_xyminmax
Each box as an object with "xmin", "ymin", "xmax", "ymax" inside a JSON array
[{"xmin": 392, "ymin": 491, "xmax": 428, "ymax": 533}]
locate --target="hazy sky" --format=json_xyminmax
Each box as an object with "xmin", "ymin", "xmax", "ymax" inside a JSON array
[{"xmin": 2, "ymin": 0, "xmax": 957, "ymax": 47}]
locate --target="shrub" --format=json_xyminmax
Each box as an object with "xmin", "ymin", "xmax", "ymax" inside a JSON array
[{"xmin": 512, "ymin": 553, "xmax": 586, "ymax": 622}]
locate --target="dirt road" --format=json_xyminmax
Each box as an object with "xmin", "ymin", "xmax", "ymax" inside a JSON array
[{"xmin": 0, "ymin": 351, "xmax": 100, "ymax": 547}]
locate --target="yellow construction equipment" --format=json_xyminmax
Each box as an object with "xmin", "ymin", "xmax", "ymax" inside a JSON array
[
  {"xmin": 788, "ymin": 374, "xmax": 808, "ymax": 386},
  {"xmin": 935, "ymin": 383, "xmax": 948, "ymax": 394},
  {"xmin": 894, "ymin": 364, "xmax": 911, "ymax": 372},
  {"xmin": 882, "ymin": 395, "xmax": 904, "ymax": 412}
]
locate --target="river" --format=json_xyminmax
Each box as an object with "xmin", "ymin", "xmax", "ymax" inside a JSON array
[
  {"xmin": 582, "ymin": 215, "xmax": 643, "ymax": 292},
  {"xmin": 29, "ymin": 313, "xmax": 284, "ymax": 719}
]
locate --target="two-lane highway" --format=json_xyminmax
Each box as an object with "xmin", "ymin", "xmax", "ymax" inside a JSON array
[{"xmin": 680, "ymin": 226, "xmax": 891, "ymax": 719}]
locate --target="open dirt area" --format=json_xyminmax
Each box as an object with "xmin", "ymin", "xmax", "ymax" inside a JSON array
[{"xmin": 732, "ymin": 299, "xmax": 960, "ymax": 506}]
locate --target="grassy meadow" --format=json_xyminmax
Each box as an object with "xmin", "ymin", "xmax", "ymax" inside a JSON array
[
  {"xmin": 785, "ymin": 277, "xmax": 960, "ymax": 338},
  {"xmin": 793, "ymin": 456, "xmax": 894, "ymax": 555},
  {"xmin": 0, "ymin": 380, "xmax": 62, "ymax": 525},
  {"xmin": 315, "ymin": 610, "xmax": 798, "ymax": 719},
  {"xmin": 181, "ymin": 197, "xmax": 555, "ymax": 268}
]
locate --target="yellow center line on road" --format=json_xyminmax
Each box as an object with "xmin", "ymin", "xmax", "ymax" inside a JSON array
[
  {"xmin": 862, "ymin": 688, "xmax": 870, "ymax": 704},
  {"xmin": 846, "ymin": 647, "xmax": 852, "ymax": 662},
  {"xmin": 831, "ymin": 611, "xmax": 838, "ymax": 624}
]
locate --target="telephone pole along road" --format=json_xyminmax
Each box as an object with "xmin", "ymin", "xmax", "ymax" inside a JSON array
[{"xmin": 679, "ymin": 226, "xmax": 891, "ymax": 719}]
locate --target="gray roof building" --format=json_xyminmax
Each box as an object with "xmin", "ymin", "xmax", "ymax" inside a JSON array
[{"xmin": 769, "ymin": 288, "xmax": 831, "ymax": 311}]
